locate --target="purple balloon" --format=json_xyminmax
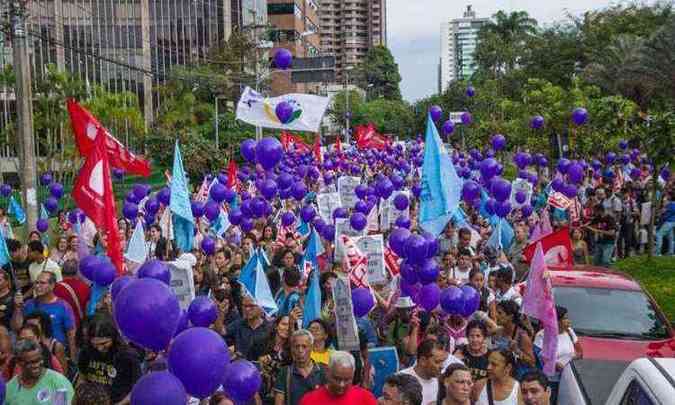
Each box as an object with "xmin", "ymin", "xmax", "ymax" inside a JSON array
[
  {"xmin": 350, "ymin": 212, "xmax": 368, "ymax": 231},
  {"xmin": 572, "ymin": 107, "xmax": 588, "ymax": 125},
  {"xmin": 389, "ymin": 228, "xmax": 411, "ymax": 257},
  {"xmin": 201, "ymin": 237, "xmax": 216, "ymax": 256},
  {"xmin": 204, "ymin": 201, "xmax": 220, "ymax": 222},
  {"xmin": 354, "ymin": 200, "xmax": 370, "ymax": 215},
  {"xmin": 405, "ymin": 234, "xmax": 427, "ymax": 265},
  {"xmin": 222, "ymin": 360, "xmax": 263, "ymax": 403},
  {"xmin": 551, "ymin": 177, "xmax": 564, "ymax": 192},
  {"xmin": 240, "ymin": 139, "xmax": 257, "ymax": 163},
  {"xmin": 563, "ymin": 184, "xmax": 578, "ymax": 199},
  {"xmin": 400, "ymin": 278, "xmax": 420, "ymax": 299},
  {"xmin": 80, "ymin": 255, "xmax": 103, "ymax": 281},
  {"xmin": 281, "ymin": 211, "xmax": 296, "ymax": 227},
  {"xmin": 660, "ymin": 167, "xmax": 671, "ymax": 181},
  {"xmin": 44, "ymin": 197, "xmax": 59, "ymax": 213},
  {"xmin": 400, "ymin": 261, "xmax": 418, "ymax": 284},
  {"xmin": 485, "ymin": 198, "xmax": 497, "ymax": 216},
  {"xmin": 228, "ymin": 208, "xmax": 243, "ymax": 226},
  {"xmin": 412, "ymin": 184, "xmax": 422, "ymax": 198},
  {"xmin": 618, "ymin": 139, "xmax": 628, "ymax": 150},
  {"xmin": 418, "ymin": 258, "xmax": 440, "ymax": 285},
  {"xmin": 39, "ymin": 172, "xmax": 53, "ymax": 187},
  {"xmin": 460, "ymin": 285, "xmax": 480, "ymax": 318},
  {"xmin": 322, "ymin": 224, "xmax": 335, "ymax": 241},
  {"xmin": 260, "ymin": 179, "xmax": 278, "ymax": 200},
  {"xmin": 521, "ymin": 204, "xmax": 534, "ymax": 217},
  {"xmin": 462, "ymin": 181, "xmax": 480, "ymax": 202},
  {"xmin": 355, "ymin": 184, "xmax": 368, "ymax": 199},
  {"xmin": 133, "ymin": 184, "xmax": 147, "ymax": 201},
  {"xmin": 112, "ymin": 168, "xmax": 125, "ymax": 180},
  {"xmin": 123, "ymin": 203, "xmax": 139, "ymax": 220},
  {"xmin": 491, "ymin": 178, "xmax": 512, "ymax": 203},
  {"xmin": 131, "ymin": 371, "xmax": 187, "ymax": 405},
  {"xmin": 191, "ymin": 201, "xmax": 205, "ymax": 218},
  {"xmin": 138, "ymin": 260, "xmax": 171, "ymax": 286},
  {"xmin": 429, "ymin": 105, "xmax": 442, "ymax": 121},
  {"xmin": 461, "ymin": 111, "xmax": 473, "ymax": 125},
  {"xmin": 210, "ymin": 183, "xmax": 227, "ymax": 203},
  {"xmin": 333, "ymin": 207, "xmax": 348, "ymax": 220},
  {"xmin": 274, "ymin": 48, "xmax": 293, "ymax": 69},
  {"xmin": 256, "ymin": 137, "xmax": 284, "ymax": 170},
  {"xmin": 114, "ymin": 278, "xmax": 181, "ymax": 351},
  {"xmin": 49, "ymin": 183, "xmax": 64, "ymax": 199},
  {"xmin": 278, "ymin": 173, "xmax": 294, "ymax": 189},
  {"xmin": 300, "ymin": 205, "xmax": 316, "ymax": 223},
  {"xmin": 423, "ymin": 232, "xmax": 439, "ymax": 258},
  {"xmin": 352, "ymin": 288, "xmax": 375, "ymax": 317},
  {"xmin": 111, "ymin": 275, "xmax": 134, "ymax": 301},
  {"xmin": 495, "ymin": 201, "xmax": 512, "ymax": 218},
  {"xmin": 146, "ymin": 198, "xmax": 160, "ymax": 216},
  {"xmin": 36, "ymin": 218, "xmax": 49, "ymax": 233},
  {"xmin": 605, "ymin": 152, "xmax": 617, "ymax": 165},
  {"xmin": 168, "ymin": 327, "xmax": 230, "ymax": 399},
  {"xmin": 557, "ymin": 158, "xmax": 572, "ymax": 174},
  {"xmin": 188, "ymin": 296, "xmax": 218, "ymax": 327},
  {"xmin": 158, "ymin": 187, "xmax": 171, "ymax": 206},
  {"xmin": 530, "ymin": 115, "xmax": 545, "ymax": 129},
  {"xmin": 466, "ymin": 86, "xmax": 476, "ymax": 97},
  {"xmin": 442, "ymin": 120, "xmax": 455, "ymax": 135},
  {"xmin": 291, "ymin": 181, "xmax": 307, "ymax": 201},
  {"xmin": 515, "ymin": 191, "xmax": 527, "ymax": 204},
  {"xmin": 418, "ymin": 283, "xmax": 441, "ymax": 312},
  {"xmin": 491, "ymin": 134, "xmax": 507, "ymax": 151},
  {"xmin": 440, "ymin": 287, "xmax": 464, "ymax": 315},
  {"xmin": 393, "ymin": 193, "xmax": 409, "ymax": 211},
  {"xmin": 377, "ymin": 178, "xmax": 394, "ymax": 199},
  {"xmin": 479, "ymin": 158, "xmax": 499, "ymax": 179},
  {"xmin": 567, "ymin": 163, "xmax": 584, "ymax": 184},
  {"xmin": 275, "ymin": 101, "xmax": 294, "ymax": 124},
  {"xmin": 92, "ymin": 258, "xmax": 116, "ymax": 287},
  {"xmin": 395, "ymin": 216, "xmax": 411, "ymax": 229},
  {"xmin": 241, "ymin": 217, "xmax": 254, "ymax": 232},
  {"xmin": 0, "ymin": 184, "xmax": 11, "ymax": 197}
]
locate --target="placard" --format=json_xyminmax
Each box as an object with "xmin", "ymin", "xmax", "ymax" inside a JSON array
[
  {"xmin": 356, "ymin": 234, "xmax": 386, "ymax": 285},
  {"xmin": 167, "ymin": 261, "xmax": 196, "ymax": 310},
  {"xmin": 332, "ymin": 276, "xmax": 360, "ymax": 351},
  {"xmin": 368, "ymin": 347, "xmax": 400, "ymax": 397},
  {"xmin": 334, "ymin": 218, "xmax": 367, "ymax": 262},
  {"xmin": 510, "ymin": 178, "xmax": 533, "ymax": 208},
  {"xmin": 380, "ymin": 192, "xmax": 410, "ymax": 231},
  {"xmin": 317, "ymin": 192, "xmax": 342, "ymax": 223},
  {"xmin": 337, "ymin": 176, "xmax": 361, "ymax": 209}
]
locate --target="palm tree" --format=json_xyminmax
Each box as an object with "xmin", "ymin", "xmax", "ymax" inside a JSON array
[
  {"xmin": 584, "ymin": 35, "xmax": 654, "ymax": 111},
  {"xmin": 483, "ymin": 10, "xmax": 538, "ymax": 43},
  {"xmin": 476, "ymin": 11, "xmax": 538, "ymax": 76},
  {"xmin": 640, "ymin": 17, "xmax": 675, "ymax": 105}
]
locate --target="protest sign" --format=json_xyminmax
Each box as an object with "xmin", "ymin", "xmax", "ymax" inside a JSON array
[
  {"xmin": 317, "ymin": 192, "xmax": 342, "ymax": 223},
  {"xmin": 368, "ymin": 347, "xmax": 400, "ymax": 397},
  {"xmin": 334, "ymin": 218, "xmax": 367, "ymax": 262},
  {"xmin": 380, "ymin": 192, "xmax": 410, "ymax": 231},
  {"xmin": 168, "ymin": 261, "xmax": 196, "ymax": 310},
  {"xmin": 337, "ymin": 176, "xmax": 361, "ymax": 209},
  {"xmin": 332, "ymin": 276, "xmax": 360, "ymax": 351},
  {"xmin": 510, "ymin": 178, "xmax": 533, "ymax": 208},
  {"xmin": 356, "ymin": 234, "xmax": 386, "ymax": 285}
]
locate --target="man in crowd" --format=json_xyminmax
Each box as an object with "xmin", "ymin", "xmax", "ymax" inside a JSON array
[
  {"xmin": 378, "ymin": 373, "xmax": 423, "ymax": 405},
  {"xmin": 274, "ymin": 329, "xmax": 326, "ymax": 405},
  {"xmin": 12, "ymin": 271, "xmax": 77, "ymax": 359},
  {"xmin": 54, "ymin": 259, "xmax": 91, "ymax": 330},
  {"xmin": 494, "ymin": 267, "xmax": 522, "ymax": 306},
  {"xmin": 299, "ymin": 350, "xmax": 377, "ymax": 405},
  {"xmin": 5, "ymin": 339, "xmax": 74, "ymax": 404},
  {"xmin": 400, "ymin": 339, "xmax": 446, "ymax": 405},
  {"xmin": 4, "ymin": 239, "xmax": 32, "ymax": 294},
  {"xmin": 0, "ymin": 269, "xmax": 15, "ymax": 330},
  {"xmin": 521, "ymin": 371, "xmax": 551, "ymax": 405},
  {"xmin": 223, "ymin": 295, "xmax": 271, "ymax": 360},
  {"xmin": 275, "ymin": 267, "xmax": 301, "ymax": 317},
  {"xmin": 27, "ymin": 241, "xmax": 62, "ymax": 283},
  {"xmin": 508, "ymin": 224, "xmax": 530, "ymax": 280}
]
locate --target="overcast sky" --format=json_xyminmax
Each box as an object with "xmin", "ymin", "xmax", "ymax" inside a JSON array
[{"xmin": 388, "ymin": 0, "xmax": 656, "ymax": 102}]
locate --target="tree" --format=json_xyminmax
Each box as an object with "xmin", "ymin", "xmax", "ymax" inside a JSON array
[
  {"xmin": 641, "ymin": 17, "xmax": 675, "ymax": 108},
  {"xmin": 521, "ymin": 23, "xmax": 583, "ymax": 88},
  {"xmin": 354, "ymin": 46, "xmax": 402, "ymax": 101}
]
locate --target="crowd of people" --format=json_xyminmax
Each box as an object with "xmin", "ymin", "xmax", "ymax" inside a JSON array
[{"xmin": 0, "ymin": 132, "xmax": 671, "ymax": 405}]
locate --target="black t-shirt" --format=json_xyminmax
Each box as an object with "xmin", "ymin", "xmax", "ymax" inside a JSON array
[
  {"xmin": 0, "ymin": 290, "xmax": 14, "ymax": 330},
  {"xmin": 3, "ymin": 259, "xmax": 31, "ymax": 294},
  {"xmin": 78, "ymin": 346, "xmax": 142, "ymax": 402},
  {"xmin": 457, "ymin": 345, "xmax": 490, "ymax": 381}
]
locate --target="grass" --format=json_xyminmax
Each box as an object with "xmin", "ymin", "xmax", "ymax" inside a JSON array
[{"xmin": 615, "ymin": 255, "xmax": 675, "ymax": 322}]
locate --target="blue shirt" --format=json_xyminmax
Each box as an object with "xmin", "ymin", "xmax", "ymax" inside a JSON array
[
  {"xmin": 356, "ymin": 317, "xmax": 378, "ymax": 348},
  {"xmin": 664, "ymin": 202, "xmax": 675, "ymax": 223},
  {"xmin": 24, "ymin": 298, "xmax": 75, "ymax": 345}
]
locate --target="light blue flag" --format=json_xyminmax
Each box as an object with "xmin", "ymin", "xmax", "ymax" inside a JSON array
[
  {"xmin": 297, "ymin": 219, "xmax": 310, "ymax": 237},
  {"xmin": 40, "ymin": 204, "xmax": 48, "ymax": 220},
  {"xmin": 487, "ymin": 219, "xmax": 503, "ymax": 250},
  {"xmin": 0, "ymin": 233, "xmax": 10, "ymax": 267},
  {"xmin": 169, "ymin": 140, "xmax": 195, "ymax": 253},
  {"xmin": 210, "ymin": 210, "xmax": 230, "ymax": 239},
  {"xmin": 500, "ymin": 218, "xmax": 515, "ymax": 251},
  {"xmin": 39, "ymin": 204, "xmax": 50, "ymax": 246},
  {"xmin": 8, "ymin": 196, "xmax": 26, "ymax": 225},
  {"xmin": 419, "ymin": 114, "xmax": 461, "ymax": 236},
  {"xmin": 238, "ymin": 252, "xmax": 259, "ymax": 294},
  {"xmin": 303, "ymin": 269, "xmax": 321, "ymax": 328},
  {"xmin": 125, "ymin": 220, "xmax": 148, "ymax": 264},
  {"xmin": 238, "ymin": 250, "xmax": 278, "ymax": 316}
]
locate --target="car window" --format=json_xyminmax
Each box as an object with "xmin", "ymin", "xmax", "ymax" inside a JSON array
[
  {"xmin": 553, "ymin": 287, "xmax": 669, "ymax": 339},
  {"xmin": 620, "ymin": 380, "xmax": 655, "ymax": 405}
]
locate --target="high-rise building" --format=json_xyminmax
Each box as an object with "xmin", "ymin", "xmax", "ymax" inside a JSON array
[
  {"xmin": 439, "ymin": 5, "xmax": 488, "ymax": 93},
  {"xmin": 319, "ymin": 0, "xmax": 387, "ymax": 80}
]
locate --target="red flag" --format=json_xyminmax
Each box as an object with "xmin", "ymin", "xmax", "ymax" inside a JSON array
[
  {"xmin": 226, "ymin": 160, "xmax": 238, "ymax": 189},
  {"xmin": 523, "ymin": 226, "xmax": 574, "ymax": 268},
  {"xmin": 72, "ymin": 127, "xmax": 124, "ymax": 275},
  {"xmin": 313, "ymin": 136, "xmax": 322, "ymax": 163},
  {"xmin": 280, "ymin": 131, "xmax": 310, "ymax": 153},
  {"xmin": 384, "ymin": 248, "xmax": 400, "ymax": 277},
  {"xmin": 67, "ymin": 99, "xmax": 151, "ymax": 177},
  {"xmin": 335, "ymin": 136, "xmax": 342, "ymax": 153},
  {"xmin": 355, "ymin": 123, "xmax": 391, "ymax": 150}
]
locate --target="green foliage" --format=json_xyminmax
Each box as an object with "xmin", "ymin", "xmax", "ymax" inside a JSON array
[
  {"xmin": 354, "ymin": 46, "xmax": 402, "ymax": 101},
  {"xmin": 615, "ymin": 255, "xmax": 675, "ymax": 321}
]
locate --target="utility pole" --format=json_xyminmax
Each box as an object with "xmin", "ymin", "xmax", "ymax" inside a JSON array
[
  {"xmin": 10, "ymin": 0, "xmax": 38, "ymax": 230},
  {"xmin": 344, "ymin": 67, "xmax": 351, "ymax": 144}
]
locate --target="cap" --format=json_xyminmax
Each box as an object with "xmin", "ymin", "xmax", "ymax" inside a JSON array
[{"xmin": 394, "ymin": 296, "xmax": 415, "ymax": 309}]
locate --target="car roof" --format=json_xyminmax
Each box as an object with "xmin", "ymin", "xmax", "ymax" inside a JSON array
[
  {"xmin": 549, "ymin": 266, "xmax": 642, "ymax": 291},
  {"xmin": 654, "ymin": 358, "xmax": 675, "ymax": 380}
]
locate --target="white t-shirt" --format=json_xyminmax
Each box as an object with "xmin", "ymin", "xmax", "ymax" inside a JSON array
[
  {"xmin": 400, "ymin": 367, "xmax": 438, "ymax": 405},
  {"xmin": 496, "ymin": 286, "xmax": 522, "ymax": 306},
  {"xmin": 477, "ymin": 380, "xmax": 520, "ymax": 405},
  {"xmin": 450, "ymin": 266, "xmax": 471, "ymax": 285},
  {"xmin": 535, "ymin": 328, "xmax": 578, "ymax": 381},
  {"xmin": 28, "ymin": 259, "xmax": 63, "ymax": 283}
]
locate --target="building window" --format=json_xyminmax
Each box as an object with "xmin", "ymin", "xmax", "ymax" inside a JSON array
[{"xmin": 268, "ymin": 3, "xmax": 295, "ymax": 15}]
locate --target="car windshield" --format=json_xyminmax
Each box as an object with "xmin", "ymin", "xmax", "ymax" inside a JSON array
[{"xmin": 553, "ymin": 287, "xmax": 670, "ymax": 340}]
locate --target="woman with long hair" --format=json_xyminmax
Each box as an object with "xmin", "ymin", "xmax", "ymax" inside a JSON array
[
  {"xmin": 252, "ymin": 315, "xmax": 291, "ymax": 405},
  {"xmin": 468, "ymin": 269, "xmax": 496, "ymax": 320},
  {"xmin": 571, "ymin": 228, "xmax": 590, "ymax": 265},
  {"xmin": 453, "ymin": 320, "xmax": 491, "ymax": 382},
  {"xmin": 49, "ymin": 236, "xmax": 70, "ymax": 267},
  {"xmin": 474, "ymin": 350, "xmax": 520, "ymax": 405},
  {"xmin": 493, "ymin": 300, "xmax": 536, "ymax": 379},
  {"xmin": 308, "ymin": 318, "xmax": 333, "ymax": 366}
]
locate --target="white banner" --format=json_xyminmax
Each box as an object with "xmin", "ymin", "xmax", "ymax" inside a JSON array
[
  {"xmin": 380, "ymin": 192, "xmax": 410, "ymax": 231},
  {"xmin": 510, "ymin": 178, "xmax": 533, "ymax": 208},
  {"xmin": 356, "ymin": 234, "xmax": 386, "ymax": 285},
  {"xmin": 334, "ymin": 218, "xmax": 367, "ymax": 262},
  {"xmin": 337, "ymin": 176, "xmax": 361, "ymax": 209},
  {"xmin": 168, "ymin": 261, "xmax": 196, "ymax": 310},
  {"xmin": 332, "ymin": 276, "xmax": 360, "ymax": 351},
  {"xmin": 317, "ymin": 192, "xmax": 342, "ymax": 223},
  {"xmin": 235, "ymin": 87, "xmax": 330, "ymax": 132}
]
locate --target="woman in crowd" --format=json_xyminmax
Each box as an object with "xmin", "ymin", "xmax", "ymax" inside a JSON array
[
  {"xmin": 571, "ymin": 228, "xmax": 591, "ymax": 265},
  {"xmin": 49, "ymin": 236, "xmax": 70, "ymax": 267},
  {"xmin": 25, "ymin": 311, "xmax": 68, "ymax": 377},
  {"xmin": 454, "ymin": 320, "xmax": 491, "ymax": 382},
  {"xmin": 252, "ymin": 315, "xmax": 291, "ymax": 405},
  {"xmin": 493, "ymin": 300, "xmax": 536, "ymax": 379},
  {"xmin": 473, "ymin": 349, "xmax": 520, "ymax": 405},
  {"xmin": 308, "ymin": 318, "xmax": 333, "ymax": 366},
  {"xmin": 468, "ymin": 269, "xmax": 496, "ymax": 320}
]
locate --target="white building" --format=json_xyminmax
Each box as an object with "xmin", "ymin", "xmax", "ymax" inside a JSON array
[{"xmin": 439, "ymin": 5, "xmax": 488, "ymax": 93}]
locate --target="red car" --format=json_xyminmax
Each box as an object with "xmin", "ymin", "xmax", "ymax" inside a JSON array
[{"xmin": 547, "ymin": 265, "xmax": 675, "ymax": 360}]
